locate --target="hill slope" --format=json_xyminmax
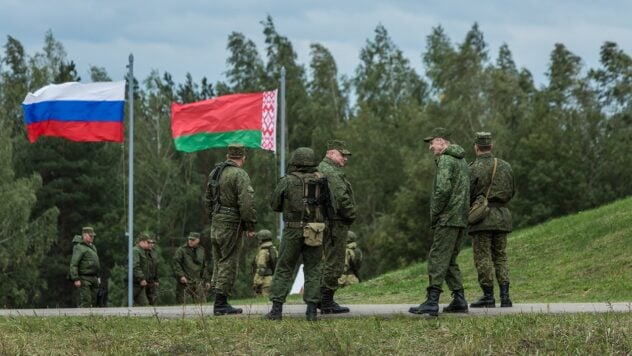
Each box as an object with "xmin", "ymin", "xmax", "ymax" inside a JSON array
[{"xmin": 335, "ymin": 196, "xmax": 632, "ymax": 304}]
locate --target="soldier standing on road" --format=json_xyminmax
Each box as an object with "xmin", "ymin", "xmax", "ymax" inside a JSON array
[
  {"xmin": 409, "ymin": 127, "xmax": 470, "ymax": 316},
  {"xmin": 266, "ymin": 147, "xmax": 332, "ymax": 321},
  {"xmin": 318, "ymin": 140, "xmax": 356, "ymax": 314},
  {"xmin": 145, "ymin": 237, "xmax": 160, "ymax": 305},
  {"xmin": 69, "ymin": 227, "xmax": 100, "ymax": 308},
  {"xmin": 132, "ymin": 232, "xmax": 151, "ymax": 306},
  {"xmin": 252, "ymin": 229, "xmax": 278, "ymax": 297},
  {"xmin": 206, "ymin": 143, "xmax": 257, "ymax": 315},
  {"xmin": 468, "ymin": 132, "xmax": 516, "ymax": 308},
  {"xmin": 172, "ymin": 232, "xmax": 211, "ymax": 304},
  {"xmin": 338, "ymin": 230, "xmax": 363, "ymax": 288}
]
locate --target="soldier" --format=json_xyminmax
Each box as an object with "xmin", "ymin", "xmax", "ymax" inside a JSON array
[
  {"xmin": 410, "ymin": 127, "xmax": 469, "ymax": 316},
  {"xmin": 146, "ymin": 238, "xmax": 160, "ymax": 305},
  {"xmin": 132, "ymin": 232, "xmax": 151, "ymax": 306},
  {"xmin": 338, "ymin": 230, "xmax": 363, "ymax": 288},
  {"xmin": 172, "ymin": 232, "xmax": 212, "ymax": 304},
  {"xmin": 205, "ymin": 143, "xmax": 257, "ymax": 315},
  {"xmin": 266, "ymin": 147, "xmax": 331, "ymax": 321},
  {"xmin": 468, "ymin": 132, "xmax": 516, "ymax": 308},
  {"xmin": 69, "ymin": 227, "xmax": 100, "ymax": 307},
  {"xmin": 317, "ymin": 139, "xmax": 356, "ymax": 314},
  {"xmin": 252, "ymin": 229, "xmax": 278, "ymax": 297}
]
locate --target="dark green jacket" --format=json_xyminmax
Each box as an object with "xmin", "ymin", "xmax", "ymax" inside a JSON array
[
  {"xmin": 147, "ymin": 249, "xmax": 159, "ymax": 282},
  {"xmin": 172, "ymin": 244, "xmax": 210, "ymax": 283},
  {"xmin": 430, "ymin": 144, "xmax": 469, "ymax": 228},
  {"xmin": 133, "ymin": 246, "xmax": 149, "ymax": 283},
  {"xmin": 318, "ymin": 157, "xmax": 356, "ymax": 225},
  {"xmin": 69, "ymin": 240, "xmax": 100, "ymax": 281},
  {"xmin": 206, "ymin": 160, "xmax": 257, "ymax": 229},
  {"xmin": 468, "ymin": 152, "xmax": 515, "ymax": 233}
]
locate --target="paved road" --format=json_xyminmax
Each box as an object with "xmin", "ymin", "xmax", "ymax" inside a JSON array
[{"xmin": 0, "ymin": 303, "xmax": 630, "ymax": 318}]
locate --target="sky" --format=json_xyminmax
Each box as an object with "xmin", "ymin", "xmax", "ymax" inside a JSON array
[{"xmin": 1, "ymin": 0, "xmax": 631, "ymax": 89}]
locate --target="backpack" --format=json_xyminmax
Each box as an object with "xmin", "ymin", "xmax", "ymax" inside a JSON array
[
  {"xmin": 286, "ymin": 171, "xmax": 328, "ymax": 223},
  {"xmin": 206, "ymin": 162, "xmax": 231, "ymax": 215}
]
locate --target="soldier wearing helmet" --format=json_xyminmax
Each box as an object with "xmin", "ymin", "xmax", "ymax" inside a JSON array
[
  {"xmin": 338, "ymin": 230, "xmax": 363, "ymax": 288},
  {"xmin": 252, "ymin": 229, "xmax": 278, "ymax": 297}
]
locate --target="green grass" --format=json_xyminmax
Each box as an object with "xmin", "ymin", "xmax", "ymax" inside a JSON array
[{"xmin": 0, "ymin": 313, "xmax": 630, "ymax": 355}]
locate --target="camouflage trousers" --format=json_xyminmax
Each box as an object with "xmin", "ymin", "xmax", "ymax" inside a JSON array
[
  {"xmin": 175, "ymin": 280, "xmax": 208, "ymax": 304},
  {"xmin": 471, "ymin": 231, "xmax": 510, "ymax": 287},
  {"xmin": 269, "ymin": 228, "xmax": 322, "ymax": 304},
  {"xmin": 76, "ymin": 276, "xmax": 99, "ymax": 307},
  {"xmin": 211, "ymin": 221, "xmax": 244, "ymax": 297},
  {"xmin": 321, "ymin": 221, "xmax": 349, "ymax": 290},
  {"xmin": 253, "ymin": 275, "xmax": 273, "ymax": 297},
  {"xmin": 338, "ymin": 273, "xmax": 359, "ymax": 288},
  {"xmin": 133, "ymin": 283, "xmax": 149, "ymax": 306},
  {"xmin": 427, "ymin": 226, "xmax": 465, "ymax": 292},
  {"xmin": 145, "ymin": 281, "xmax": 159, "ymax": 306}
]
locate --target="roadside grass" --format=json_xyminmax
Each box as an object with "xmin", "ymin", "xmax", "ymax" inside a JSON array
[{"xmin": 0, "ymin": 312, "xmax": 630, "ymax": 355}]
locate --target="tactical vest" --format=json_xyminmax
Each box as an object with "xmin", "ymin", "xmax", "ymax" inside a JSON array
[{"xmin": 284, "ymin": 171, "xmax": 327, "ymax": 223}]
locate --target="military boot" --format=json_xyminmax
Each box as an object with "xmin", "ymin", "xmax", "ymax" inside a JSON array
[
  {"xmin": 320, "ymin": 287, "xmax": 350, "ymax": 314},
  {"xmin": 408, "ymin": 287, "xmax": 441, "ymax": 316},
  {"xmin": 470, "ymin": 285, "xmax": 495, "ymax": 308},
  {"xmin": 442, "ymin": 289, "xmax": 468, "ymax": 313},
  {"xmin": 500, "ymin": 283, "xmax": 513, "ymax": 307},
  {"xmin": 265, "ymin": 301, "xmax": 283, "ymax": 320},
  {"xmin": 305, "ymin": 302, "xmax": 318, "ymax": 321},
  {"xmin": 213, "ymin": 293, "xmax": 243, "ymax": 315}
]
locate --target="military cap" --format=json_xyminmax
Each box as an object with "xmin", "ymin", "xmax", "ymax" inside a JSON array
[
  {"xmin": 138, "ymin": 231, "xmax": 152, "ymax": 241},
  {"xmin": 148, "ymin": 238, "xmax": 156, "ymax": 244},
  {"xmin": 82, "ymin": 226, "xmax": 96, "ymax": 236},
  {"xmin": 187, "ymin": 232, "xmax": 201, "ymax": 240},
  {"xmin": 256, "ymin": 229, "xmax": 273, "ymax": 241},
  {"xmin": 423, "ymin": 127, "xmax": 451, "ymax": 142},
  {"xmin": 475, "ymin": 132, "xmax": 492, "ymax": 146},
  {"xmin": 227, "ymin": 143, "xmax": 245, "ymax": 158},
  {"xmin": 327, "ymin": 139, "xmax": 352, "ymax": 155}
]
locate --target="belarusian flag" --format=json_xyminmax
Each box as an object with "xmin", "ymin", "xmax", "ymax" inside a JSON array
[{"xmin": 170, "ymin": 90, "xmax": 277, "ymax": 153}]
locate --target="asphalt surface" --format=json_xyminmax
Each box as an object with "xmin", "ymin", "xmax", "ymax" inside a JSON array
[{"xmin": 0, "ymin": 302, "xmax": 630, "ymax": 318}]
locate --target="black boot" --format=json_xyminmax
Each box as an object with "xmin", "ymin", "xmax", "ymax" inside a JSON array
[
  {"xmin": 305, "ymin": 302, "xmax": 318, "ymax": 321},
  {"xmin": 409, "ymin": 287, "xmax": 441, "ymax": 316},
  {"xmin": 265, "ymin": 301, "xmax": 283, "ymax": 320},
  {"xmin": 500, "ymin": 283, "xmax": 513, "ymax": 307},
  {"xmin": 470, "ymin": 285, "xmax": 495, "ymax": 308},
  {"xmin": 320, "ymin": 287, "xmax": 350, "ymax": 314},
  {"xmin": 443, "ymin": 289, "xmax": 468, "ymax": 313},
  {"xmin": 213, "ymin": 293, "xmax": 243, "ymax": 315}
]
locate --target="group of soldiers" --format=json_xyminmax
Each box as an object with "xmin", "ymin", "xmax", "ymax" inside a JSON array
[{"xmin": 69, "ymin": 128, "xmax": 514, "ymax": 320}]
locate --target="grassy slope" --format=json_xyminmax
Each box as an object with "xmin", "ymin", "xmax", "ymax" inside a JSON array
[{"xmin": 330, "ymin": 196, "xmax": 632, "ymax": 305}]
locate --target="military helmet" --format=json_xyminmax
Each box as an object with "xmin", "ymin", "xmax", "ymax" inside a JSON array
[
  {"xmin": 347, "ymin": 230, "xmax": 357, "ymax": 243},
  {"xmin": 257, "ymin": 229, "xmax": 273, "ymax": 242},
  {"xmin": 290, "ymin": 147, "xmax": 316, "ymax": 167}
]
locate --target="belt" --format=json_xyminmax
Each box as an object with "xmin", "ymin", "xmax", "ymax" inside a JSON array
[
  {"xmin": 285, "ymin": 221, "xmax": 306, "ymax": 229},
  {"xmin": 218, "ymin": 206, "xmax": 240, "ymax": 214}
]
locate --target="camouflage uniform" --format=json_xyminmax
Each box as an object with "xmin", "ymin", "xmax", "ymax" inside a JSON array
[
  {"xmin": 469, "ymin": 132, "xmax": 516, "ymax": 308},
  {"xmin": 145, "ymin": 239, "xmax": 160, "ymax": 305},
  {"xmin": 338, "ymin": 231, "xmax": 363, "ymax": 288},
  {"xmin": 69, "ymin": 227, "xmax": 100, "ymax": 308},
  {"xmin": 206, "ymin": 143, "xmax": 256, "ymax": 315},
  {"xmin": 132, "ymin": 241, "xmax": 150, "ymax": 306},
  {"xmin": 252, "ymin": 230, "xmax": 277, "ymax": 297},
  {"xmin": 172, "ymin": 232, "xmax": 211, "ymax": 304},
  {"xmin": 318, "ymin": 140, "xmax": 356, "ymax": 313}
]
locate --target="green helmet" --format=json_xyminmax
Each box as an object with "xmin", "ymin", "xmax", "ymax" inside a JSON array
[
  {"xmin": 290, "ymin": 147, "xmax": 316, "ymax": 167},
  {"xmin": 347, "ymin": 230, "xmax": 357, "ymax": 243},
  {"xmin": 257, "ymin": 229, "xmax": 273, "ymax": 242}
]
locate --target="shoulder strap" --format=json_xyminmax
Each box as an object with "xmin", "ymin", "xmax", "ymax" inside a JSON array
[{"xmin": 484, "ymin": 158, "xmax": 498, "ymax": 199}]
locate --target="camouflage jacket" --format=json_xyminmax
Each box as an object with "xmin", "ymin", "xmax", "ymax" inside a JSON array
[
  {"xmin": 430, "ymin": 144, "xmax": 469, "ymax": 228},
  {"xmin": 344, "ymin": 242, "xmax": 363, "ymax": 276},
  {"xmin": 147, "ymin": 249, "xmax": 159, "ymax": 281},
  {"xmin": 468, "ymin": 152, "xmax": 515, "ymax": 233},
  {"xmin": 318, "ymin": 157, "xmax": 356, "ymax": 225},
  {"xmin": 206, "ymin": 160, "xmax": 257, "ymax": 229},
  {"xmin": 172, "ymin": 244, "xmax": 210, "ymax": 283},
  {"xmin": 253, "ymin": 241, "xmax": 277, "ymax": 277},
  {"xmin": 69, "ymin": 240, "xmax": 100, "ymax": 281},
  {"xmin": 133, "ymin": 246, "xmax": 149, "ymax": 283}
]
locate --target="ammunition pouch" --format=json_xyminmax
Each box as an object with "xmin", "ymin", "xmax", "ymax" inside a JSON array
[
  {"xmin": 468, "ymin": 195, "xmax": 490, "ymax": 224},
  {"xmin": 303, "ymin": 222, "xmax": 326, "ymax": 247}
]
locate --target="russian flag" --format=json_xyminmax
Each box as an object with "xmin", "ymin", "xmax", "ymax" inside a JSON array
[{"xmin": 22, "ymin": 81, "xmax": 125, "ymax": 143}]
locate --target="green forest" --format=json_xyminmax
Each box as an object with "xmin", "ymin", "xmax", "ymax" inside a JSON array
[{"xmin": 1, "ymin": 16, "xmax": 630, "ymax": 308}]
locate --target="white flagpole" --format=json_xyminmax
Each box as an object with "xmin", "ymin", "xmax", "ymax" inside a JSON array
[
  {"xmin": 126, "ymin": 54, "xmax": 134, "ymax": 308},
  {"xmin": 278, "ymin": 67, "xmax": 286, "ymax": 240}
]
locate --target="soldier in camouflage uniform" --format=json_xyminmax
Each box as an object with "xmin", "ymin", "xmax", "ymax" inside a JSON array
[
  {"xmin": 145, "ymin": 237, "xmax": 160, "ymax": 305},
  {"xmin": 69, "ymin": 227, "xmax": 100, "ymax": 307},
  {"xmin": 318, "ymin": 140, "xmax": 356, "ymax": 314},
  {"xmin": 206, "ymin": 143, "xmax": 257, "ymax": 315},
  {"xmin": 410, "ymin": 128, "xmax": 470, "ymax": 316},
  {"xmin": 132, "ymin": 232, "xmax": 151, "ymax": 306},
  {"xmin": 338, "ymin": 230, "xmax": 363, "ymax": 288},
  {"xmin": 266, "ymin": 147, "xmax": 331, "ymax": 321},
  {"xmin": 252, "ymin": 229, "xmax": 278, "ymax": 297},
  {"xmin": 172, "ymin": 232, "xmax": 212, "ymax": 304},
  {"xmin": 469, "ymin": 132, "xmax": 516, "ymax": 308}
]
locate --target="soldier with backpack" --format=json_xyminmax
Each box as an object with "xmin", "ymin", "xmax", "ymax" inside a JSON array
[
  {"xmin": 338, "ymin": 230, "xmax": 363, "ymax": 288},
  {"xmin": 252, "ymin": 229, "xmax": 278, "ymax": 297}
]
